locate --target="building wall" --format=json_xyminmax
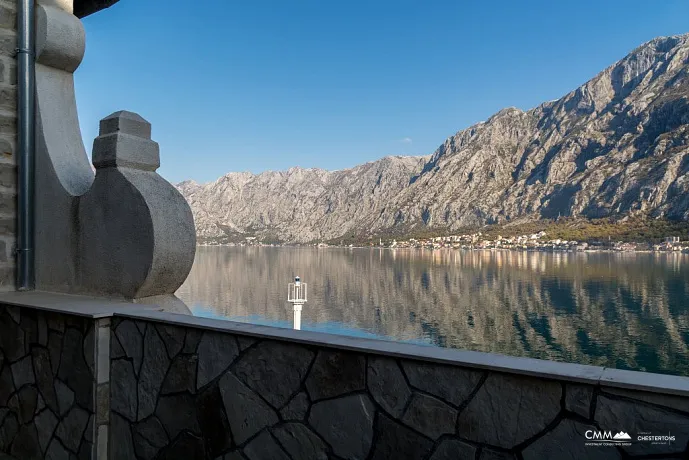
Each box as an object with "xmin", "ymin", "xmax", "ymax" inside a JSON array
[
  {"xmin": 0, "ymin": 0, "xmax": 17, "ymax": 290},
  {"xmin": 0, "ymin": 305, "xmax": 108, "ymax": 460},
  {"xmin": 110, "ymin": 317, "xmax": 689, "ymax": 460}
]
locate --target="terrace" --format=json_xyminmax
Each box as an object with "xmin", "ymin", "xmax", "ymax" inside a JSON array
[{"xmin": 0, "ymin": 1, "xmax": 688, "ymax": 459}]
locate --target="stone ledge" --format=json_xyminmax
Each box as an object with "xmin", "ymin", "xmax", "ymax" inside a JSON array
[
  {"xmin": 600, "ymin": 367, "xmax": 689, "ymax": 397},
  {"xmin": 113, "ymin": 309, "xmax": 689, "ymax": 398},
  {"xmin": 3, "ymin": 295, "xmax": 689, "ymax": 398},
  {"xmin": 0, "ymin": 291, "xmax": 161, "ymax": 318},
  {"xmin": 113, "ymin": 311, "xmax": 591, "ymax": 380}
]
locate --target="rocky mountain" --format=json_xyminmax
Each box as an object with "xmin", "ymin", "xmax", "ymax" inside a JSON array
[{"xmin": 178, "ymin": 34, "xmax": 689, "ymax": 243}]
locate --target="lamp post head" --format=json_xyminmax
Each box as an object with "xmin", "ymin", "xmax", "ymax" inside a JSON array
[{"xmin": 288, "ymin": 277, "xmax": 306, "ymax": 303}]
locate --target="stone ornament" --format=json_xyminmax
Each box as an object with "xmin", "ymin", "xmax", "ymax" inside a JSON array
[
  {"xmin": 78, "ymin": 111, "xmax": 196, "ymax": 300},
  {"xmin": 33, "ymin": 0, "xmax": 196, "ymax": 304}
]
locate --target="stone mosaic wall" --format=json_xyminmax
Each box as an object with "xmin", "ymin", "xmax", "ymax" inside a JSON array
[
  {"xmin": 0, "ymin": 306, "xmax": 107, "ymax": 459},
  {"xmin": 110, "ymin": 318, "xmax": 689, "ymax": 460},
  {"xmin": 0, "ymin": 0, "xmax": 18, "ymax": 290}
]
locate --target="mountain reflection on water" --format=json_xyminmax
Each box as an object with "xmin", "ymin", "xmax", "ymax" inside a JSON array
[{"xmin": 176, "ymin": 247, "xmax": 689, "ymax": 376}]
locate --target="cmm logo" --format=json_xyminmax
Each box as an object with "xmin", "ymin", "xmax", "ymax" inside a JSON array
[{"xmin": 585, "ymin": 431, "xmax": 632, "ymax": 443}]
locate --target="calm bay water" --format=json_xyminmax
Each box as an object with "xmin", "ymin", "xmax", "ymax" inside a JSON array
[{"xmin": 176, "ymin": 246, "xmax": 689, "ymax": 376}]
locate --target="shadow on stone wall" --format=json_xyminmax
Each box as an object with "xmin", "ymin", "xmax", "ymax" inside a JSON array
[{"xmin": 110, "ymin": 318, "xmax": 689, "ymax": 460}]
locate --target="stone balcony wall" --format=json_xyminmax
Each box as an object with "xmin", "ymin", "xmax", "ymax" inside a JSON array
[
  {"xmin": 0, "ymin": 304, "xmax": 109, "ymax": 459},
  {"xmin": 109, "ymin": 315, "xmax": 689, "ymax": 460},
  {"xmin": 2, "ymin": 299, "xmax": 689, "ymax": 460},
  {"xmin": 0, "ymin": 0, "xmax": 17, "ymax": 290}
]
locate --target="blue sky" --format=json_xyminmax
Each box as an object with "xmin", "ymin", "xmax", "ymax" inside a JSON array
[{"xmin": 76, "ymin": 0, "xmax": 689, "ymax": 184}]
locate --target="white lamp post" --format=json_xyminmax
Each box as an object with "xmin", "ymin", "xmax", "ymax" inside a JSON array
[{"xmin": 288, "ymin": 276, "xmax": 307, "ymax": 330}]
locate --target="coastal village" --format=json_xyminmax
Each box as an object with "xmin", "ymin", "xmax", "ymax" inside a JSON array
[
  {"xmin": 369, "ymin": 233, "xmax": 686, "ymax": 252},
  {"xmin": 202, "ymin": 232, "xmax": 689, "ymax": 252}
]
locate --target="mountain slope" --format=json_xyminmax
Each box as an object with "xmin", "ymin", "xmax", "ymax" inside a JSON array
[
  {"xmin": 179, "ymin": 34, "xmax": 689, "ymax": 243},
  {"xmin": 180, "ymin": 157, "xmax": 428, "ymax": 242}
]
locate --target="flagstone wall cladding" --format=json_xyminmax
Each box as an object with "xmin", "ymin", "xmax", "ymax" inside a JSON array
[
  {"xmin": 2, "ymin": 305, "xmax": 689, "ymax": 460},
  {"xmin": 0, "ymin": 305, "xmax": 109, "ymax": 460},
  {"xmin": 110, "ymin": 318, "xmax": 689, "ymax": 460}
]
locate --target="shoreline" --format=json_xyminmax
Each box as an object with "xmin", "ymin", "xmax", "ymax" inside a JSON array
[{"xmin": 195, "ymin": 244, "xmax": 689, "ymax": 254}]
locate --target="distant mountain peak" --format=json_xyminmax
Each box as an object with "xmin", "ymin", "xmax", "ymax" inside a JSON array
[{"xmin": 178, "ymin": 34, "xmax": 689, "ymax": 243}]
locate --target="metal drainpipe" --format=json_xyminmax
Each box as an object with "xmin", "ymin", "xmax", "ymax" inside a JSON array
[{"xmin": 16, "ymin": 0, "xmax": 35, "ymax": 290}]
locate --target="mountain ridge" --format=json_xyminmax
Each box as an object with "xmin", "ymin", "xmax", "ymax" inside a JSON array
[{"xmin": 178, "ymin": 33, "xmax": 689, "ymax": 243}]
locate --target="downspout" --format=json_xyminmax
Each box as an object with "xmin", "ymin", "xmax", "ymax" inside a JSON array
[{"xmin": 16, "ymin": 0, "xmax": 35, "ymax": 290}]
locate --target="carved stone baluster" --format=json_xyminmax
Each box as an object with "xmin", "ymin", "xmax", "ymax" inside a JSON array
[
  {"xmin": 78, "ymin": 111, "xmax": 196, "ymax": 309},
  {"xmin": 33, "ymin": 1, "xmax": 196, "ymax": 307}
]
